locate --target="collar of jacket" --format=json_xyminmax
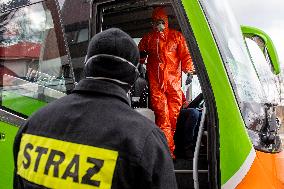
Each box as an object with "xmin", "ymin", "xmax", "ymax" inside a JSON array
[{"xmin": 72, "ymin": 78, "xmax": 131, "ymax": 106}]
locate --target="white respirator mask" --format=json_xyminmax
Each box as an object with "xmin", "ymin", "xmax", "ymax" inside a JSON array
[{"xmin": 157, "ymin": 23, "xmax": 166, "ymax": 32}]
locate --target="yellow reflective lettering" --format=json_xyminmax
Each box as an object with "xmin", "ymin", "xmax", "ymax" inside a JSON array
[{"xmin": 17, "ymin": 134, "xmax": 118, "ymax": 189}]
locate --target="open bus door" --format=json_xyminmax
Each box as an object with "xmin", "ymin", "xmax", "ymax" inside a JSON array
[
  {"xmin": 90, "ymin": 1, "xmax": 217, "ymax": 188},
  {"xmin": 0, "ymin": 0, "xmax": 75, "ymax": 188}
]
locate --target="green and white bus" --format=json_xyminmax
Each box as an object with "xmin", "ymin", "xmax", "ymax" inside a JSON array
[{"xmin": 0, "ymin": 0, "xmax": 283, "ymax": 188}]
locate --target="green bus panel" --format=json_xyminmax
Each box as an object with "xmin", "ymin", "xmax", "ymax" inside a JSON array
[
  {"xmin": 0, "ymin": 122, "xmax": 19, "ymax": 189},
  {"xmin": 181, "ymin": 0, "xmax": 252, "ymax": 184},
  {"xmin": 2, "ymin": 91, "xmax": 47, "ymax": 116},
  {"xmin": 0, "ymin": 93, "xmax": 47, "ymax": 188}
]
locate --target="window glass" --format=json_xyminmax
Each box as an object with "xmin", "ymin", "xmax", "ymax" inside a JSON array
[
  {"xmin": 77, "ymin": 28, "xmax": 88, "ymax": 43},
  {"xmin": 60, "ymin": 0, "xmax": 90, "ymax": 82},
  {"xmin": 245, "ymin": 37, "xmax": 280, "ymax": 104},
  {"xmin": 200, "ymin": 0, "xmax": 266, "ymax": 104},
  {"xmin": 0, "ymin": 0, "xmax": 42, "ymax": 12},
  {"xmin": 200, "ymin": 0, "xmax": 281, "ymax": 135},
  {"xmin": 0, "ymin": 2, "xmax": 72, "ymax": 116},
  {"xmin": 57, "ymin": 0, "xmax": 65, "ymax": 9}
]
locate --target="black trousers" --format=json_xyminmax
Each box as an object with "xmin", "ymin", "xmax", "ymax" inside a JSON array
[{"xmin": 174, "ymin": 108, "xmax": 201, "ymax": 159}]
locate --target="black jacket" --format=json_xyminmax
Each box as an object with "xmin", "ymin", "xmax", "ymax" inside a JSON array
[{"xmin": 14, "ymin": 79, "xmax": 177, "ymax": 189}]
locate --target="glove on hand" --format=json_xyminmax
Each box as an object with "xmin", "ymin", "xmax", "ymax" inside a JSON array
[{"xmin": 186, "ymin": 73, "xmax": 193, "ymax": 85}]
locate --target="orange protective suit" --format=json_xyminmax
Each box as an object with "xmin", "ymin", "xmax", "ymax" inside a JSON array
[{"xmin": 138, "ymin": 7, "xmax": 194, "ymax": 155}]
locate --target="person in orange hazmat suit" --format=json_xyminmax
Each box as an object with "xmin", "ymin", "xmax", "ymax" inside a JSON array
[{"xmin": 138, "ymin": 7, "xmax": 194, "ymax": 156}]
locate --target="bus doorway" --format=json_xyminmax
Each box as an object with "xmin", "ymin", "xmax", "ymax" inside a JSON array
[{"xmin": 90, "ymin": 1, "xmax": 219, "ymax": 188}]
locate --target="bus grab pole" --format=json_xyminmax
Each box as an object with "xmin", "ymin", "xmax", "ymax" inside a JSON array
[{"xmin": 193, "ymin": 104, "xmax": 206, "ymax": 189}]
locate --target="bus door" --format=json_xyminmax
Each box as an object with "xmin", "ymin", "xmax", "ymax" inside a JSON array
[
  {"xmin": 0, "ymin": 0, "xmax": 75, "ymax": 188},
  {"xmin": 89, "ymin": 1, "xmax": 219, "ymax": 189}
]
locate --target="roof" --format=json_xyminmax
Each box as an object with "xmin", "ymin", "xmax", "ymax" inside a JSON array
[{"xmin": 0, "ymin": 42, "xmax": 41, "ymax": 59}]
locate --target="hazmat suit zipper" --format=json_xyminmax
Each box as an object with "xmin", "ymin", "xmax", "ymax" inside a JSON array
[{"xmin": 157, "ymin": 36, "xmax": 164, "ymax": 89}]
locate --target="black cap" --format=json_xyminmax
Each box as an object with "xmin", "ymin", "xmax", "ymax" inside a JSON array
[{"xmin": 84, "ymin": 28, "xmax": 140, "ymax": 86}]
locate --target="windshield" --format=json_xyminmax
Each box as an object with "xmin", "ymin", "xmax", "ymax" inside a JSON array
[
  {"xmin": 199, "ymin": 0, "xmax": 281, "ymax": 135},
  {"xmin": 199, "ymin": 0, "xmax": 283, "ymax": 153},
  {"xmin": 199, "ymin": 0, "xmax": 267, "ymax": 105}
]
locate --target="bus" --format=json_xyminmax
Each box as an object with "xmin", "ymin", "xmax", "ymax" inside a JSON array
[{"xmin": 0, "ymin": 0, "xmax": 283, "ymax": 188}]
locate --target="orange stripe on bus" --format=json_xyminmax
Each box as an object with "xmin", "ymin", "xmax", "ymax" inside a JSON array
[{"xmin": 236, "ymin": 150, "xmax": 284, "ymax": 189}]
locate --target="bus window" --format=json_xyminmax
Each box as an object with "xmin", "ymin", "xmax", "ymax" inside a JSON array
[
  {"xmin": 182, "ymin": 73, "xmax": 202, "ymax": 102},
  {"xmin": 0, "ymin": 1, "xmax": 73, "ymax": 116},
  {"xmin": 77, "ymin": 28, "xmax": 88, "ymax": 43},
  {"xmin": 61, "ymin": 0, "xmax": 90, "ymax": 82},
  {"xmin": 245, "ymin": 37, "xmax": 280, "ymax": 104}
]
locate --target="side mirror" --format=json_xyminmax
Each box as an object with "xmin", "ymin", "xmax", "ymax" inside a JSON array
[{"xmin": 241, "ymin": 25, "xmax": 280, "ymax": 75}]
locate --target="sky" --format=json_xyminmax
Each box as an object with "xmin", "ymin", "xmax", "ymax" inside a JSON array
[{"xmin": 227, "ymin": 0, "xmax": 284, "ymax": 64}]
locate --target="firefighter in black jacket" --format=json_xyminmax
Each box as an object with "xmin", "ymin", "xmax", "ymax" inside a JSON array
[{"xmin": 13, "ymin": 28, "xmax": 177, "ymax": 189}]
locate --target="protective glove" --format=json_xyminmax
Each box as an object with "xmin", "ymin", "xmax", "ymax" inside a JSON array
[
  {"xmin": 139, "ymin": 50, "xmax": 148, "ymax": 64},
  {"xmin": 185, "ymin": 73, "xmax": 193, "ymax": 85}
]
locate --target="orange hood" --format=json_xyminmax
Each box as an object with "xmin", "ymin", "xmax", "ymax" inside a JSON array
[{"xmin": 152, "ymin": 7, "xmax": 169, "ymax": 34}]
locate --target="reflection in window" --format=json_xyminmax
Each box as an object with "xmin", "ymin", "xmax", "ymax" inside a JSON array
[
  {"xmin": 0, "ymin": 2, "xmax": 71, "ymax": 116},
  {"xmin": 77, "ymin": 28, "xmax": 88, "ymax": 43},
  {"xmin": 60, "ymin": 0, "xmax": 90, "ymax": 82}
]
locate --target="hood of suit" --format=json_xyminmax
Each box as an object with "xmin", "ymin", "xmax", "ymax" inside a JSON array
[{"xmin": 152, "ymin": 7, "xmax": 169, "ymax": 34}]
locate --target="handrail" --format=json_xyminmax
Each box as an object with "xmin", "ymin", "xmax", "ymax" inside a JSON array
[
  {"xmin": 193, "ymin": 104, "xmax": 206, "ymax": 189},
  {"xmin": 175, "ymin": 170, "xmax": 208, "ymax": 174}
]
